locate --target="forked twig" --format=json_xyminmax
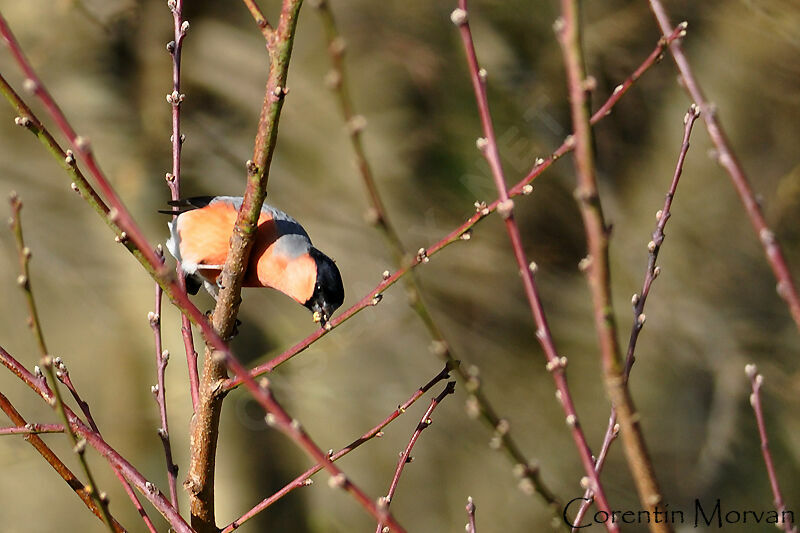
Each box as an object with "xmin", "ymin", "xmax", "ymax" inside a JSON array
[{"xmin": 572, "ymin": 105, "xmax": 700, "ymax": 529}]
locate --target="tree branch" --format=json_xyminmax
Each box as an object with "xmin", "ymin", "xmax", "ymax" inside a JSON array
[
  {"xmin": 224, "ymin": 363, "xmax": 453, "ymax": 531},
  {"xmin": 572, "ymin": 105, "xmax": 700, "ymax": 530},
  {"xmin": 556, "ymin": 1, "xmax": 669, "ymax": 530},
  {"xmin": 0, "ymin": 345, "xmax": 193, "ymax": 532}
]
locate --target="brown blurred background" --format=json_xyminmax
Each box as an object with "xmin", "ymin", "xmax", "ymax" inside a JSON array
[{"xmin": 0, "ymin": 0, "xmax": 799, "ymax": 531}]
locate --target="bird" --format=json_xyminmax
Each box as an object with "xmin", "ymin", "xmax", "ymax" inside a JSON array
[{"xmin": 162, "ymin": 196, "xmax": 344, "ymax": 326}]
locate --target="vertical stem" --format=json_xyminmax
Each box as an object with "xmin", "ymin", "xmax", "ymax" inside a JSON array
[
  {"xmin": 556, "ymin": 1, "xmax": 670, "ymax": 531},
  {"xmin": 150, "ymin": 253, "xmax": 180, "ymax": 510},
  {"xmin": 166, "ymin": 0, "xmax": 201, "ymax": 412},
  {"xmin": 187, "ymin": 2, "xmax": 303, "ymax": 530}
]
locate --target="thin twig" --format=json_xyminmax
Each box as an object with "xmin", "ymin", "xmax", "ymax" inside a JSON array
[
  {"xmin": 166, "ymin": 0, "xmax": 200, "ymax": 412},
  {"xmin": 745, "ymin": 365, "xmax": 798, "ymax": 533},
  {"xmin": 625, "ymin": 105, "xmax": 700, "ymax": 376},
  {"xmin": 312, "ymin": 0, "xmax": 562, "ymax": 515},
  {"xmin": 8, "ymin": 193, "xmax": 47, "ymax": 355},
  {"xmin": 572, "ymin": 105, "xmax": 700, "ymax": 530},
  {"xmin": 241, "ymin": 0, "xmax": 275, "ymax": 39},
  {"xmin": 0, "ymin": 393, "xmax": 126, "ymax": 532},
  {"xmin": 150, "ymin": 247, "xmax": 180, "ymax": 511},
  {"xmin": 0, "ymin": 345, "xmax": 193, "ymax": 533},
  {"xmin": 466, "ymin": 496, "xmax": 477, "ymax": 533},
  {"xmin": 0, "ymin": 423, "xmax": 63, "ymax": 435},
  {"xmin": 224, "ymin": 364, "xmax": 453, "ymax": 532},
  {"xmin": 648, "ymin": 0, "xmax": 800, "ymax": 332},
  {"xmin": 452, "ymin": 2, "xmax": 617, "ymax": 530},
  {"xmin": 375, "ymin": 381, "xmax": 456, "ymax": 533}
]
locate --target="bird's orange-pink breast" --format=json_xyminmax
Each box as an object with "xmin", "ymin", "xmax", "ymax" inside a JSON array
[
  {"xmin": 257, "ymin": 252, "xmax": 316, "ymax": 304},
  {"xmin": 177, "ymin": 201, "xmax": 278, "ymax": 286}
]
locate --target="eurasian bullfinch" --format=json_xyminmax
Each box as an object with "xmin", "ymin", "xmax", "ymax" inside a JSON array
[{"xmin": 163, "ymin": 196, "xmax": 344, "ymax": 325}]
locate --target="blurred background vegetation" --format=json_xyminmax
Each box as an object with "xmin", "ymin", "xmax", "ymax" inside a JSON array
[{"xmin": 0, "ymin": 0, "xmax": 798, "ymax": 531}]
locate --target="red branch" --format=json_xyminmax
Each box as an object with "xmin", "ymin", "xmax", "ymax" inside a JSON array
[
  {"xmin": 165, "ymin": 0, "xmax": 200, "ymax": 411},
  {"xmin": 56, "ymin": 359, "xmax": 159, "ymax": 533},
  {"xmin": 0, "ymin": 392, "xmax": 126, "ymax": 532},
  {"xmin": 0, "ymin": 423, "xmax": 63, "ymax": 435}
]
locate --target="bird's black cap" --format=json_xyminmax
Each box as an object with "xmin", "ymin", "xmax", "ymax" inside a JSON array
[{"xmin": 303, "ymin": 247, "xmax": 344, "ymax": 326}]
